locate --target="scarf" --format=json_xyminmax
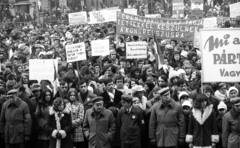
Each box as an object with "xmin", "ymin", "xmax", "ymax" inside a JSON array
[{"xmin": 55, "ymin": 111, "xmax": 64, "ymax": 148}]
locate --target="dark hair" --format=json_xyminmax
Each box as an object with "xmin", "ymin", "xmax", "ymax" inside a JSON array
[
  {"xmin": 42, "ymin": 89, "xmax": 54, "ymax": 105},
  {"xmin": 67, "ymin": 88, "xmax": 79, "ymax": 102},
  {"xmin": 28, "ymin": 80, "xmax": 38, "ymax": 88},
  {"xmin": 53, "ymin": 98, "xmax": 66, "ymax": 112},
  {"xmin": 115, "ymin": 76, "xmax": 124, "ymax": 83},
  {"xmin": 159, "ymin": 75, "xmax": 168, "ymax": 82},
  {"xmin": 176, "ymin": 79, "xmax": 188, "ymax": 87},
  {"xmin": 78, "ymin": 79, "xmax": 87, "ymax": 86},
  {"xmin": 193, "ymin": 94, "xmax": 211, "ymax": 109}
]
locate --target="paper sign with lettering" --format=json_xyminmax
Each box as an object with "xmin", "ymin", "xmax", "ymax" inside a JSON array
[
  {"xmin": 68, "ymin": 12, "xmax": 87, "ymax": 25},
  {"xmin": 29, "ymin": 59, "xmax": 58, "ymax": 81},
  {"xmin": 230, "ymin": 2, "xmax": 240, "ymax": 18},
  {"xmin": 203, "ymin": 17, "xmax": 217, "ymax": 29},
  {"xmin": 126, "ymin": 42, "xmax": 148, "ymax": 59},
  {"xmin": 145, "ymin": 14, "xmax": 161, "ymax": 18},
  {"xmin": 116, "ymin": 11, "xmax": 203, "ymax": 40},
  {"xmin": 66, "ymin": 43, "xmax": 86, "ymax": 63},
  {"xmin": 124, "ymin": 9, "xmax": 138, "ymax": 15},
  {"xmin": 91, "ymin": 39, "xmax": 110, "ymax": 56},
  {"xmin": 191, "ymin": 0, "xmax": 203, "ymax": 17},
  {"xmin": 200, "ymin": 28, "xmax": 240, "ymax": 82},
  {"xmin": 89, "ymin": 9, "xmax": 120, "ymax": 24},
  {"xmin": 172, "ymin": 0, "xmax": 184, "ymax": 18}
]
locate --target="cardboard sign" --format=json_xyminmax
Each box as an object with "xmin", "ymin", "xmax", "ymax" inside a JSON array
[
  {"xmin": 172, "ymin": 0, "xmax": 184, "ymax": 18},
  {"xmin": 203, "ymin": 17, "xmax": 217, "ymax": 29},
  {"xmin": 66, "ymin": 43, "xmax": 86, "ymax": 63},
  {"xmin": 89, "ymin": 9, "xmax": 120, "ymax": 24},
  {"xmin": 126, "ymin": 42, "xmax": 148, "ymax": 59},
  {"xmin": 200, "ymin": 28, "xmax": 240, "ymax": 82},
  {"xmin": 91, "ymin": 39, "xmax": 110, "ymax": 56},
  {"xmin": 124, "ymin": 9, "xmax": 138, "ymax": 15},
  {"xmin": 29, "ymin": 59, "xmax": 58, "ymax": 81},
  {"xmin": 68, "ymin": 12, "xmax": 87, "ymax": 25},
  {"xmin": 116, "ymin": 11, "xmax": 203, "ymax": 40},
  {"xmin": 191, "ymin": 0, "xmax": 203, "ymax": 17},
  {"xmin": 230, "ymin": 2, "xmax": 240, "ymax": 18}
]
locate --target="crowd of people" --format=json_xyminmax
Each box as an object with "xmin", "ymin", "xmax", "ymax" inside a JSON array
[{"xmin": 0, "ymin": 2, "xmax": 239, "ymax": 148}]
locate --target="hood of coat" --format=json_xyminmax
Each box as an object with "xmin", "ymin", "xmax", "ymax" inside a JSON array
[
  {"xmin": 49, "ymin": 106, "xmax": 70, "ymax": 115},
  {"xmin": 192, "ymin": 104, "xmax": 213, "ymax": 125}
]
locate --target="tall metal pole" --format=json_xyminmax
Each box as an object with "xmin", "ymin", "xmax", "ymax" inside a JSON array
[{"xmin": 49, "ymin": 0, "xmax": 52, "ymax": 22}]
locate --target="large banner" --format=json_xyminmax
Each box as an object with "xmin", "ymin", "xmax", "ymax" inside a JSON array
[
  {"xmin": 91, "ymin": 39, "xmax": 110, "ymax": 56},
  {"xmin": 29, "ymin": 59, "xmax": 58, "ymax": 81},
  {"xmin": 172, "ymin": 0, "xmax": 184, "ymax": 18},
  {"xmin": 89, "ymin": 9, "xmax": 120, "ymax": 24},
  {"xmin": 68, "ymin": 12, "xmax": 88, "ymax": 25},
  {"xmin": 230, "ymin": 2, "xmax": 240, "ymax": 18},
  {"xmin": 126, "ymin": 42, "xmax": 148, "ymax": 59},
  {"xmin": 200, "ymin": 28, "xmax": 240, "ymax": 82},
  {"xmin": 203, "ymin": 17, "xmax": 217, "ymax": 29},
  {"xmin": 191, "ymin": 0, "xmax": 204, "ymax": 17},
  {"xmin": 66, "ymin": 43, "xmax": 86, "ymax": 63},
  {"xmin": 116, "ymin": 12, "xmax": 203, "ymax": 40},
  {"xmin": 145, "ymin": 14, "xmax": 162, "ymax": 18}
]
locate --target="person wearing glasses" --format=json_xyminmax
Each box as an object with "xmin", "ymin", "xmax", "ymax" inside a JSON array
[
  {"xmin": 214, "ymin": 83, "xmax": 228, "ymax": 101},
  {"xmin": 0, "ymin": 89, "xmax": 32, "ymax": 148},
  {"xmin": 149, "ymin": 87, "xmax": 185, "ymax": 148}
]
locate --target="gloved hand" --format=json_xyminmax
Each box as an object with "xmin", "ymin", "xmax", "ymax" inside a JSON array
[
  {"xmin": 150, "ymin": 139, "xmax": 156, "ymax": 145},
  {"xmin": 56, "ymin": 132, "xmax": 62, "ymax": 139},
  {"xmin": 178, "ymin": 138, "xmax": 185, "ymax": 146},
  {"xmin": 24, "ymin": 136, "xmax": 30, "ymax": 141}
]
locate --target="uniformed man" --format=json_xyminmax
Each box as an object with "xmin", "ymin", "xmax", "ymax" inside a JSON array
[
  {"xmin": 0, "ymin": 89, "xmax": 32, "ymax": 148},
  {"xmin": 117, "ymin": 94, "xmax": 145, "ymax": 148}
]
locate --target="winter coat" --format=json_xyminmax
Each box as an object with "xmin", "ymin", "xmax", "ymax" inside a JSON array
[
  {"xmin": 36, "ymin": 102, "xmax": 51, "ymax": 140},
  {"xmin": 149, "ymin": 99, "xmax": 185, "ymax": 147},
  {"xmin": 186, "ymin": 105, "xmax": 219, "ymax": 148},
  {"xmin": 117, "ymin": 105, "xmax": 145, "ymax": 144},
  {"xmin": 46, "ymin": 107, "xmax": 73, "ymax": 148},
  {"xmin": 78, "ymin": 90, "xmax": 97, "ymax": 113},
  {"xmin": 222, "ymin": 109, "xmax": 240, "ymax": 148},
  {"xmin": 66, "ymin": 101, "xmax": 84, "ymax": 142},
  {"xmin": 83, "ymin": 108, "xmax": 116, "ymax": 148},
  {"xmin": 0, "ymin": 98, "xmax": 32, "ymax": 144}
]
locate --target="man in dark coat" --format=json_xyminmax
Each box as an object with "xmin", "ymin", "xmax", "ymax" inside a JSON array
[
  {"xmin": 101, "ymin": 78, "xmax": 123, "ymax": 109},
  {"xmin": 0, "ymin": 89, "xmax": 32, "ymax": 148}
]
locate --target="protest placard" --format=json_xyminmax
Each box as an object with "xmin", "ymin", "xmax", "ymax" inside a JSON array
[
  {"xmin": 203, "ymin": 17, "xmax": 217, "ymax": 29},
  {"xmin": 89, "ymin": 9, "xmax": 120, "ymax": 24},
  {"xmin": 191, "ymin": 0, "xmax": 204, "ymax": 17},
  {"xmin": 145, "ymin": 14, "xmax": 161, "ymax": 18},
  {"xmin": 116, "ymin": 12, "xmax": 203, "ymax": 40},
  {"xmin": 172, "ymin": 0, "xmax": 184, "ymax": 18},
  {"xmin": 200, "ymin": 28, "xmax": 240, "ymax": 82},
  {"xmin": 126, "ymin": 42, "xmax": 148, "ymax": 59},
  {"xmin": 91, "ymin": 39, "xmax": 110, "ymax": 56},
  {"xmin": 194, "ymin": 30, "xmax": 200, "ymax": 48},
  {"xmin": 230, "ymin": 2, "xmax": 240, "ymax": 18},
  {"xmin": 29, "ymin": 59, "xmax": 58, "ymax": 81},
  {"xmin": 124, "ymin": 9, "xmax": 138, "ymax": 15},
  {"xmin": 217, "ymin": 17, "xmax": 236, "ymax": 27},
  {"xmin": 68, "ymin": 12, "xmax": 87, "ymax": 25},
  {"xmin": 66, "ymin": 43, "xmax": 86, "ymax": 63}
]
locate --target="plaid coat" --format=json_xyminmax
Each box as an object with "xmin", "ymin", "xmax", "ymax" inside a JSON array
[{"xmin": 67, "ymin": 101, "xmax": 84, "ymax": 142}]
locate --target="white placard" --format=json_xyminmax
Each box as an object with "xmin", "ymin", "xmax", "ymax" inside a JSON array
[
  {"xmin": 66, "ymin": 43, "xmax": 86, "ymax": 63},
  {"xmin": 230, "ymin": 2, "xmax": 240, "ymax": 18},
  {"xmin": 124, "ymin": 9, "xmax": 138, "ymax": 15},
  {"xmin": 91, "ymin": 39, "xmax": 110, "ymax": 56},
  {"xmin": 200, "ymin": 28, "xmax": 240, "ymax": 82},
  {"xmin": 89, "ymin": 9, "xmax": 120, "ymax": 24},
  {"xmin": 29, "ymin": 59, "xmax": 58, "ymax": 81},
  {"xmin": 68, "ymin": 12, "xmax": 88, "ymax": 25},
  {"xmin": 126, "ymin": 42, "xmax": 148, "ymax": 59},
  {"xmin": 203, "ymin": 17, "xmax": 217, "ymax": 29}
]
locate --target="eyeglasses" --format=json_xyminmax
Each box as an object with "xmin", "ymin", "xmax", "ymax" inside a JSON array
[{"xmin": 182, "ymin": 106, "xmax": 191, "ymax": 110}]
